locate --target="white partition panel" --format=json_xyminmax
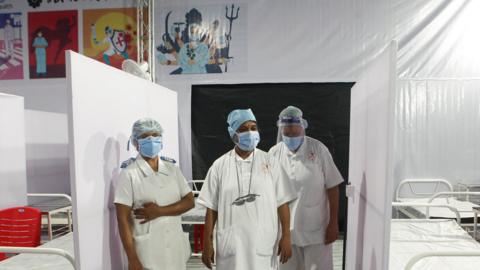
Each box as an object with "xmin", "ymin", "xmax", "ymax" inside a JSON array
[
  {"xmin": 345, "ymin": 42, "xmax": 397, "ymax": 270},
  {"xmin": 0, "ymin": 93, "xmax": 27, "ymax": 209},
  {"xmin": 66, "ymin": 51, "xmax": 179, "ymax": 270}
]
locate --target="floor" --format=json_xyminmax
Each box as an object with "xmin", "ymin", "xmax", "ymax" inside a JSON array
[
  {"xmin": 186, "ymin": 239, "xmax": 344, "ymax": 270},
  {"xmin": 43, "ymin": 223, "xmax": 345, "ymax": 269}
]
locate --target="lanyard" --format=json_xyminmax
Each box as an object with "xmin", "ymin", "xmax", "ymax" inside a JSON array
[{"xmin": 231, "ymin": 150, "xmax": 260, "ymax": 206}]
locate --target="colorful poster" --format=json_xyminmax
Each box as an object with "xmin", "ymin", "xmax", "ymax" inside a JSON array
[
  {"xmin": 83, "ymin": 8, "xmax": 137, "ymax": 70},
  {"xmin": 28, "ymin": 10, "xmax": 78, "ymax": 79},
  {"xmin": 155, "ymin": 4, "xmax": 247, "ymax": 76},
  {"xmin": 0, "ymin": 12, "xmax": 23, "ymax": 80}
]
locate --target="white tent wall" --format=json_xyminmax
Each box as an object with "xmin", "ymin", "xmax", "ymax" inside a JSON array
[
  {"xmin": 0, "ymin": 93, "xmax": 27, "ymax": 209},
  {"xmin": 0, "ymin": 0, "xmax": 477, "ymax": 218},
  {"xmin": 0, "ymin": 0, "xmax": 478, "ymax": 182},
  {"xmin": 0, "ymin": 80, "xmax": 71, "ymax": 197},
  {"xmin": 393, "ymin": 79, "xmax": 480, "ymax": 195},
  {"xmin": 0, "ymin": 0, "xmax": 136, "ymax": 197},
  {"xmin": 66, "ymin": 51, "xmax": 179, "ymax": 270},
  {"xmin": 345, "ymin": 42, "xmax": 396, "ymax": 270},
  {"xmin": 24, "ymin": 109, "xmax": 70, "ymax": 195},
  {"xmin": 155, "ymin": 0, "xmax": 480, "ymax": 180}
]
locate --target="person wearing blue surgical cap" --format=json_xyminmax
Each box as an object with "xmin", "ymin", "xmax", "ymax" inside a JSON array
[
  {"xmin": 198, "ymin": 109, "xmax": 298, "ymax": 270},
  {"xmin": 114, "ymin": 118, "xmax": 194, "ymax": 270}
]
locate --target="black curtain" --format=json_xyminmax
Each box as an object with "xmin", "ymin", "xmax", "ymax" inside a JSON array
[{"xmin": 191, "ymin": 82, "xmax": 353, "ymax": 231}]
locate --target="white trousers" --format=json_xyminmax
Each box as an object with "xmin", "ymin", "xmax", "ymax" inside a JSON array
[{"xmin": 279, "ymin": 243, "xmax": 333, "ymax": 270}]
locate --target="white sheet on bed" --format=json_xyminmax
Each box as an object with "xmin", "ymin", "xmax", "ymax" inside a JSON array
[
  {"xmin": 181, "ymin": 197, "xmax": 206, "ymax": 223},
  {"xmin": 181, "ymin": 201, "xmax": 206, "ymax": 223},
  {"xmin": 0, "ymin": 233, "xmax": 74, "ymax": 270},
  {"xmin": 398, "ymin": 198, "xmax": 478, "ymax": 219},
  {"xmin": 389, "ymin": 219, "xmax": 480, "ymax": 270}
]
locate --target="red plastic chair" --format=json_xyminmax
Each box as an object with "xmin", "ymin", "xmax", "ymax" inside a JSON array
[{"xmin": 0, "ymin": 207, "xmax": 42, "ymax": 261}]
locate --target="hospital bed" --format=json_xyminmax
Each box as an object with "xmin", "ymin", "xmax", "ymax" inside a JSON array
[
  {"xmin": 390, "ymin": 202, "xmax": 480, "ymax": 270},
  {"xmin": 395, "ymin": 179, "xmax": 480, "ymax": 225},
  {"xmin": 182, "ymin": 180, "xmax": 206, "ymax": 224},
  {"xmin": 27, "ymin": 193, "xmax": 73, "ymax": 241},
  {"xmin": 456, "ymin": 183, "xmax": 480, "ymax": 204},
  {"xmin": 0, "ymin": 232, "xmax": 75, "ymax": 269},
  {"xmin": 182, "ymin": 180, "xmax": 207, "ymax": 257}
]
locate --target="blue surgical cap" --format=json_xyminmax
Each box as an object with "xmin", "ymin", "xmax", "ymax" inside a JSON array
[
  {"xmin": 227, "ymin": 109, "xmax": 257, "ymax": 138},
  {"xmin": 130, "ymin": 118, "xmax": 164, "ymax": 146}
]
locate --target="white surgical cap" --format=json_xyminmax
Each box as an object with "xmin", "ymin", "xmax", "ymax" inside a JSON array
[{"xmin": 130, "ymin": 118, "xmax": 163, "ymax": 146}]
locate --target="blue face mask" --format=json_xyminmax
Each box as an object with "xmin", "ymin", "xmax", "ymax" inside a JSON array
[
  {"xmin": 236, "ymin": 131, "xmax": 260, "ymax": 151},
  {"xmin": 138, "ymin": 136, "xmax": 163, "ymax": 158},
  {"xmin": 282, "ymin": 135, "xmax": 304, "ymax": 151}
]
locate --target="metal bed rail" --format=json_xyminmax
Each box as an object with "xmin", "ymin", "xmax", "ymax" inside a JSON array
[
  {"xmin": 405, "ymin": 251, "xmax": 480, "ymax": 270},
  {"xmin": 190, "ymin": 180, "xmax": 205, "ymax": 196},
  {"xmin": 395, "ymin": 179, "xmax": 453, "ymax": 202},
  {"xmin": 184, "ymin": 181, "xmax": 205, "ymax": 257},
  {"xmin": 27, "ymin": 193, "xmax": 73, "ymax": 240},
  {"xmin": 426, "ymin": 192, "xmax": 480, "ymax": 217},
  {"xmin": 0, "ymin": 246, "xmax": 75, "ymax": 268},
  {"xmin": 456, "ymin": 183, "xmax": 480, "ymax": 201},
  {"xmin": 27, "ymin": 193, "xmax": 72, "ymax": 203},
  {"xmin": 392, "ymin": 202, "xmax": 461, "ymax": 224}
]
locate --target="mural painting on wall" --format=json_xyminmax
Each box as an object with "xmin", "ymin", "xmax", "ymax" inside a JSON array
[
  {"xmin": 155, "ymin": 4, "xmax": 247, "ymax": 76},
  {"xmin": 83, "ymin": 8, "xmax": 137, "ymax": 70},
  {"xmin": 0, "ymin": 12, "xmax": 22, "ymax": 80},
  {"xmin": 28, "ymin": 10, "xmax": 78, "ymax": 79}
]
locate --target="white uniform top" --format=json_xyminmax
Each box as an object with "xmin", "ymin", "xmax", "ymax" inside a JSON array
[
  {"xmin": 269, "ymin": 136, "xmax": 344, "ymax": 247},
  {"xmin": 114, "ymin": 155, "xmax": 192, "ymax": 270},
  {"xmin": 198, "ymin": 148, "xmax": 297, "ymax": 270}
]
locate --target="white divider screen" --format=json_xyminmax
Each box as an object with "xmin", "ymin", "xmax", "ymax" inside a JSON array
[
  {"xmin": 66, "ymin": 51, "xmax": 179, "ymax": 270},
  {"xmin": 345, "ymin": 42, "xmax": 397, "ymax": 270},
  {"xmin": 0, "ymin": 93, "xmax": 27, "ymax": 209}
]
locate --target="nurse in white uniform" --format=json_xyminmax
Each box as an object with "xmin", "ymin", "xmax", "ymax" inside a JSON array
[
  {"xmin": 114, "ymin": 118, "xmax": 194, "ymax": 270},
  {"xmin": 198, "ymin": 109, "xmax": 298, "ymax": 270},
  {"xmin": 269, "ymin": 106, "xmax": 344, "ymax": 270}
]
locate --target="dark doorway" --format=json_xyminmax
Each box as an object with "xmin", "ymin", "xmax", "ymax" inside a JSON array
[{"xmin": 191, "ymin": 82, "xmax": 352, "ymax": 237}]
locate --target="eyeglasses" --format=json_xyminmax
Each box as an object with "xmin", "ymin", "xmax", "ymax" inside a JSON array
[{"xmin": 231, "ymin": 194, "xmax": 260, "ymax": 206}]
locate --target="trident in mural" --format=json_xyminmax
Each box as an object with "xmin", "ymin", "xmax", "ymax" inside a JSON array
[{"xmin": 224, "ymin": 4, "xmax": 239, "ymax": 73}]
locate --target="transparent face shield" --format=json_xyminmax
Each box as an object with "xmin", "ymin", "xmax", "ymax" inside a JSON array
[{"xmin": 276, "ymin": 116, "xmax": 308, "ymax": 143}]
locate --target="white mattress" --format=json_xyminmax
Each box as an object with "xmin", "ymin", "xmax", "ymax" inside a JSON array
[
  {"xmin": 181, "ymin": 199, "xmax": 206, "ymax": 223},
  {"xmin": 398, "ymin": 198, "xmax": 478, "ymax": 219},
  {"xmin": 0, "ymin": 233, "xmax": 74, "ymax": 270},
  {"xmin": 389, "ymin": 219, "xmax": 480, "ymax": 270}
]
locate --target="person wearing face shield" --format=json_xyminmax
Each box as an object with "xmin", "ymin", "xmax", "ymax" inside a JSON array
[
  {"xmin": 198, "ymin": 109, "xmax": 297, "ymax": 270},
  {"xmin": 268, "ymin": 106, "xmax": 344, "ymax": 270},
  {"xmin": 177, "ymin": 23, "xmax": 209, "ymax": 74},
  {"xmin": 114, "ymin": 118, "xmax": 194, "ymax": 270}
]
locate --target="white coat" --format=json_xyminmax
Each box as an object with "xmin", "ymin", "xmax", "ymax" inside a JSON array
[
  {"xmin": 197, "ymin": 148, "xmax": 297, "ymax": 270},
  {"xmin": 114, "ymin": 155, "xmax": 192, "ymax": 270},
  {"xmin": 269, "ymin": 136, "xmax": 344, "ymax": 270}
]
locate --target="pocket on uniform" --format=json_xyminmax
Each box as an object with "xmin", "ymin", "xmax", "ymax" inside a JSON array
[
  {"xmin": 216, "ymin": 226, "xmax": 237, "ymax": 258},
  {"xmin": 300, "ymin": 204, "xmax": 327, "ymax": 232},
  {"xmin": 134, "ymin": 233, "xmax": 154, "ymax": 268},
  {"xmin": 255, "ymin": 227, "xmax": 277, "ymax": 256}
]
